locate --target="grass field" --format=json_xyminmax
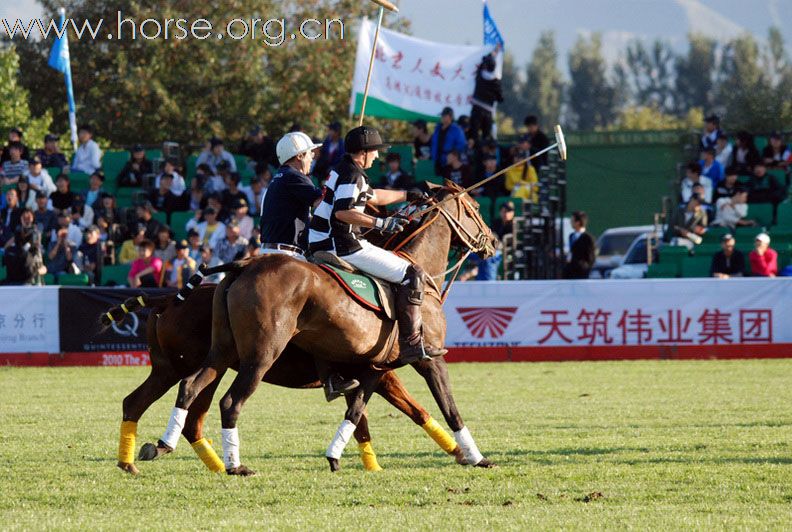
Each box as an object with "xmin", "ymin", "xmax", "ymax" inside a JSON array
[{"xmin": 1, "ymin": 360, "xmax": 792, "ymax": 530}]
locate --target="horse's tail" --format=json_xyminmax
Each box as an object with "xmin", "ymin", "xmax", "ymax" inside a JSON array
[
  {"xmin": 173, "ymin": 260, "xmax": 250, "ymax": 305},
  {"xmin": 99, "ymin": 293, "xmax": 173, "ymax": 328}
]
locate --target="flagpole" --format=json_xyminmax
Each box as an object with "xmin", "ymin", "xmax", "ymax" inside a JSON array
[{"xmin": 56, "ymin": 8, "xmax": 78, "ymax": 151}]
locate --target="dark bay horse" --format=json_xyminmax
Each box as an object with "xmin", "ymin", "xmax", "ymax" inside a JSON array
[
  {"xmin": 170, "ymin": 183, "xmax": 498, "ymax": 474},
  {"xmin": 107, "ymin": 284, "xmax": 463, "ymax": 475}
]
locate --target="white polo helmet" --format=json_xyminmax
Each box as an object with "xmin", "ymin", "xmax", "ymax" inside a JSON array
[{"xmin": 276, "ymin": 132, "xmax": 322, "ymax": 165}]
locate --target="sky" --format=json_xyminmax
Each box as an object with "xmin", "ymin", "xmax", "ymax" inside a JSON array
[{"xmin": 3, "ymin": 0, "xmax": 790, "ymax": 71}]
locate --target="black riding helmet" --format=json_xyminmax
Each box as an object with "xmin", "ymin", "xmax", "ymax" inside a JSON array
[{"xmin": 344, "ymin": 125, "xmax": 391, "ymax": 154}]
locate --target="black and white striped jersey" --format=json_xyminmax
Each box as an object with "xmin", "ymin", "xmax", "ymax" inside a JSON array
[{"xmin": 308, "ymin": 155, "xmax": 373, "ymax": 256}]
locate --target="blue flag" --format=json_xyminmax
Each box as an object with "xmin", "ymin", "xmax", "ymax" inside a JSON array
[
  {"xmin": 483, "ymin": 2, "xmax": 505, "ymax": 49},
  {"xmin": 47, "ymin": 9, "xmax": 78, "ymax": 151}
]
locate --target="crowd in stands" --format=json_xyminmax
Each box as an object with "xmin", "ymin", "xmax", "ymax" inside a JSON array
[{"xmin": 0, "ymin": 103, "xmax": 553, "ymax": 285}]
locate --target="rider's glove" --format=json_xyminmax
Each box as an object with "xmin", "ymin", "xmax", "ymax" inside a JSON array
[
  {"xmin": 406, "ymin": 189, "xmax": 427, "ymax": 202},
  {"xmin": 375, "ymin": 216, "xmax": 409, "ymax": 233}
]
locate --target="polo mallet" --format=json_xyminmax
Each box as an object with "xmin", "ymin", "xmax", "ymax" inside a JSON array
[
  {"xmin": 358, "ymin": 0, "xmax": 400, "ymax": 126},
  {"xmin": 417, "ymin": 125, "xmax": 568, "ymax": 217}
]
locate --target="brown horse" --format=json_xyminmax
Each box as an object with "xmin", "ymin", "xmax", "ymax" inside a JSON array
[
  {"xmin": 171, "ymin": 183, "xmax": 497, "ymax": 474},
  {"xmin": 108, "ymin": 283, "xmax": 464, "ymax": 475}
]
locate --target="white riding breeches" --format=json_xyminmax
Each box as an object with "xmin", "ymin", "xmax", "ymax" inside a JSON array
[{"xmin": 337, "ymin": 240, "xmax": 410, "ymax": 283}]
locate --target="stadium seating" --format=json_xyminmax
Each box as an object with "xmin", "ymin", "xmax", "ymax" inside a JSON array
[
  {"xmin": 646, "ymin": 262, "xmax": 678, "ymax": 278},
  {"xmin": 0, "ymin": 264, "xmax": 6, "ymax": 282},
  {"xmin": 145, "ymin": 148, "xmax": 163, "ymax": 161},
  {"xmin": 68, "ymin": 171, "xmax": 91, "ymax": 192},
  {"xmin": 747, "ymin": 203, "xmax": 774, "ymax": 227},
  {"xmin": 776, "ymin": 202, "xmax": 792, "ymax": 227},
  {"xmin": 185, "ymin": 154, "xmax": 199, "ymax": 182},
  {"xmin": 43, "ymin": 273, "xmax": 56, "ymax": 285},
  {"xmin": 152, "ymin": 211, "xmax": 168, "ymax": 227},
  {"xmin": 476, "ymin": 196, "xmax": 492, "ymax": 225},
  {"xmin": 101, "ymin": 264, "xmax": 131, "ymax": 286},
  {"xmin": 414, "ymin": 159, "xmax": 435, "ymax": 180},
  {"xmin": 658, "ymin": 246, "xmax": 689, "ymax": 271},
  {"xmin": 58, "ymin": 273, "xmax": 90, "ymax": 286},
  {"xmin": 46, "ymin": 166, "xmax": 62, "ymax": 179},
  {"xmin": 680, "ymin": 256, "xmax": 712, "ymax": 278},
  {"xmin": 170, "ymin": 211, "xmax": 194, "ymax": 241},
  {"xmin": 702, "ymin": 226, "xmax": 731, "ymax": 243},
  {"xmin": 102, "ymin": 150, "xmax": 130, "ymax": 188}
]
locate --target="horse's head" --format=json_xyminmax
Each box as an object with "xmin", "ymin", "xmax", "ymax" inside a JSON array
[{"xmin": 427, "ymin": 181, "xmax": 498, "ymax": 259}]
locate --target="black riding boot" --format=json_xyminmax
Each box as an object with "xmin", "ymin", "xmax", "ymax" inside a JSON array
[
  {"xmin": 315, "ymin": 359, "xmax": 359, "ymax": 402},
  {"xmin": 397, "ymin": 265, "xmax": 448, "ymax": 364}
]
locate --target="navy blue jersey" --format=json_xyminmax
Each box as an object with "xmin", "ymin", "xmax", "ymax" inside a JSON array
[{"xmin": 259, "ymin": 165, "xmax": 322, "ymax": 249}]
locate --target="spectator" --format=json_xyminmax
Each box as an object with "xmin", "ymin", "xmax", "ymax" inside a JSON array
[
  {"xmin": 199, "ymin": 244, "xmax": 223, "ymax": 283},
  {"xmin": 1, "ymin": 142, "xmax": 29, "ymax": 182},
  {"xmin": 381, "ymin": 152, "xmax": 415, "ymax": 190},
  {"xmin": 205, "ymin": 194, "xmax": 228, "ymax": 223},
  {"xmin": 691, "ymin": 183, "xmax": 712, "ymax": 219},
  {"xmin": 713, "ymin": 166, "xmax": 740, "ymax": 203},
  {"xmin": 469, "ymin": 51, "xmax": 503, "ymax": 141},
  {"xmin": 84, "ymin": 171, "xmax": 106, "ymax": 208},
  {"xmin": 47, "ymin": 223, "xmax": 78, "ymax": 280},
  {"xmin": 733, "ymin": 131, "xmax": 760, "ymax": 174},
  {"xmin": 491, "ymin": 201, "xmax": 514, "ymax": 240},
  {"xmin": 127, "ymin": 239, "xmax": 163, "ymax": 288},
  {"xmin": 313, "ymin": 121, "xmax": 344, "ymax": 182},
  {"xmin": 70, "ymin": 196, "xmax": 94, "ymax": 230},
  {"xmin": 714, "ymin": 133, "xmax": 733, "ymax": 168},
  {"xmin": 667, "ymin": 193, "xmax": 707, "ymax": 248},
  {"xmin": 50, "ymin": 211, "xmax": 83, "ymax": 248},
  {"xmin": 462, "ymin": 251, "xmax": 502, "ymax": 281},
  {"xmin": 411, "ymin": 119, "xmax": 433, "ymax": 161},
  {"xmin": 441, "ymin": 150, "xmax": 473, "ymax": 188},
  {"xmin": 33, "ymin": 192, "xmax": 57, "ymax": 236},
  {"xmin": 241, "ymin": 168, "xmax": 269, "ymax": 216},
  {"xmin": 15, "ymin": 177, "xmax": 37, "ymax": 210},
  {"xmin": 431, "ymin": 107, "xmax": 467, "ymax": 175},
  {"xmin": 221, "ymin": 173, "xmax": 248, "ymax": 213},
  {"xmin": 700, "ymin": 114, "xmax": 721, "ymax": 149},
  {"xmin": 230, "ymin": 198, "xmax": 254, "ymax": 240},
  {"xmin": 239, "ymin": 125, "xmax": 277, "ymax": 168},
  {"xmin": 71, "ymin": 124, "xmax": 102, "ymax": 174},
  {"xmin": 2, "ymin": 226, "xmax": 45, "ymax": 285},
  {"xmin": 1, "ymin": 128, "xmax": 31, "ymax": 163},
  {"xmin": 93, "ymin": 193, "xmax": 123, "ymax": 242},
  {"xmin": 153, "ymin": 158, "xmax": 186, "ymax": 195},
  {"xmin": 712, "ymin": 189, "xmax": 755, "ymax": 230},
  {"xmin": 163, "ymin": 239, "xmax": 197, "ymax": 288},
  {"xmin": 480, "ymin": 155, "xmax": 505, "ymax": 198},
  {"xmin": 49, "ymin": 175, "xmax": 76, "ymax": 212},
  {"xmin": 4, "ymin": 208, "xmax": 38, "ymax": 251},
  {"xmin": 1, "ymin": 189, "xmax": 22, "ymax": 245},
  {"xmin": 147, "ymin": 173, "xmax": 185, "ymax": 215},
  {"xmin": 699, "ymin": 147, "xmax": 724, "ymax": 187},
  {"xmin": 244, "ymin": 236, "xmax": 262, "ymax": 259},
  {"xmin": 746, "ymin": 162, "xmax": 785, "ymax": 205},
  {"xmin": 76, "ymin": 225, "xmax": 103, "ymax": 285},
  {"xmin": 711, "ymin": 234, "xmax": 745, "ymax": 279},
  {"xmin": 749, "ymin": 233, "xmax": 777, "ymax": 277},
  {"xmin": 196, "ymin": 137, "xmax": 236, "ymax": 173},
  {"xmin": 118, "ymin": 224, "xmax": 147, "ymax": 264},
  {"xmin": 117, "ymin": 144, "xmax": 153, "ymax": 187},
  {"xmin": 524, "ymin": 115, "xmax": 550, "ymax": 168},
  {"xmin": 152, "ymin": 225, "xmax": 176, "ymax": 264},
  {"xmin": 135, "ymin": 202, "xmax": 164, "ymax": 241},
  {"xmin": 563, "ymin": 211, "xmax": 596, "ymax": 279},
  {"xmin": 187, "ymin": 229, "xmax": 202, "ymax": 262},
  {"xmin": 25, "ymin": 155, "xmax": 56, "ymax": 197},
  {"xmin": 505, "ymin": 136, "xmax": 538, "ymax": 202},
  {"xmin": 186, "ymin": 206, "xmax": 225, "ymax": 249},
  {"xmin": 214, "ymin": 221, "xmax": 249, "ymax": 263},
  {"xmin": 680, "ymin": 162, "xmax": 713, "ymax": 204},
  {"xmin": 206, "ymin": 161, "xmax": 230, "ymax": 194},
  {"xmin": 36, "ymin": 134, "xmax": 69, "ymax": 171},
  {"xmin": 762, "ymin": 132, "xmax": 791, "ymax": 169}
]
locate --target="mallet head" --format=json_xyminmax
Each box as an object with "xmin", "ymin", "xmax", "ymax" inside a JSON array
[
  {"xmin": 554, "ymin": 125, "xmax": 567, "ymax": 161},
  {"xmin": 370, "ymin": 0, "xmax": 399, "ymax": 12}
]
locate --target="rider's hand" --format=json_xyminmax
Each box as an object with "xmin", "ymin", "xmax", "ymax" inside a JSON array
[
  {"xmin": 406, "ymin": 189, "xmax": 426, "ymax": 202},
  {"xmin": 375, "ymin": 216, "xmax": 409, "ymax": 233}
]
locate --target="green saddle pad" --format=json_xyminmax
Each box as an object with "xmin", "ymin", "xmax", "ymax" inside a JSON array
[{"xmin": 318, "ymin": 263, "xmax": 383, "ymax": 312}]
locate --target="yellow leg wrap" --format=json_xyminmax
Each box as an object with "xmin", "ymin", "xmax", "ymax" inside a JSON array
[
  {"xmin": 358, "ymin": 441, "xmax": 383, "ymax": 471},
  {"xmin": 118, "ymin": 421, "xmax": 137, "ymax": 464},
  {"xmin": 191, "ymin": 438, "xmax": 224, "ymax": 473},
  {"xmin": 422, "ymin": 417, "xmax": 458, "ymax": 454}
]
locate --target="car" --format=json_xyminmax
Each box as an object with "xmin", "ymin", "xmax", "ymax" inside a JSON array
[
  {"xmin": 609, "ymin": 233, "xmax": 661, "ymax": 279},
  {"xmin": 589, "ymin": 225, "xmax": 655, "ymax": 278}
]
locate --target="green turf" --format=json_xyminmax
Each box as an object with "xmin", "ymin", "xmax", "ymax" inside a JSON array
[{"xmin": 1, "ymin": 360, "xmax": 792, "ymax": 530}]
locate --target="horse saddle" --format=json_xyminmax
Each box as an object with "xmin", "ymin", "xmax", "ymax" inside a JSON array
[{"xmin": 310, "ymin": 251, "xmax": 397, "ymax": 320}]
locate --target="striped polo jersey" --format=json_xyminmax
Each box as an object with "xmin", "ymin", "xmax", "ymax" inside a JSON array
[{"xmin": 308, "ymin": 155, "xmax": 373, "ymax": 256}]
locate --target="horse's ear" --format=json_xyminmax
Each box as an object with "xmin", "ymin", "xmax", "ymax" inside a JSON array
[
  {"xmin": 425, "ymin": 181, "xmax": 442, "ymax": 191},
  {"xmin": 444, "ymin": 179, "xmax": 463, "ymax": 191}
]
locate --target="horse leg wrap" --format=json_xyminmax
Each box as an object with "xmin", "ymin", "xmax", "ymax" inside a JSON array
[
  {"xmin": 191, "ymin": 438, "xmax": 224, "ymax": 473},
  {"xmin": 118, "ymin": 421, "xmax": 137, "ymax": 464},
  {"xmin": 221, "ymin": 427, "xmax": 241, "ymax": 469},
  {"xmin": 161, "ymin": 407, "xmax": 188, "ymax": 449},
  {"xmin": 358, "ymin": 441, "xmax": 383, "ymax": 472},
  {"xmin": 453, "ymin": 426, "xmax": 484, "ymax": 466},
  {"xmin": 422, "ymin": 417, "xmax": 458, "ymax": 454},
  {"xmin": 326, "ymin": 419, "xmax": 356, "ymax": 460}
]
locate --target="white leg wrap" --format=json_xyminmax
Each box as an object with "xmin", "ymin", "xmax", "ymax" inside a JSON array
[
  {"xmin": 221, "ymin": 427, "xmax": 241, "ymax": 470},
  {"xmin": 160, "ymin": 407, "xmax": 188, "ymax": 449},
  {"xmin": 325, "ymin": 419, "xmax": 356, "ymax": 460},
  {"xmin": 454, "ymin": 426, "xmax": 484, "ymax": 466}
]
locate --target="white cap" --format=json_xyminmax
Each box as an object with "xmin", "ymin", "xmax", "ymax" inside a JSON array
[
  {"xmin": 755, "ymin": 233, "xmax": 770, "ymax": 244},
  {"xmin": 276, "ymin": 132, "xmax": 322, "ymax": 165}
]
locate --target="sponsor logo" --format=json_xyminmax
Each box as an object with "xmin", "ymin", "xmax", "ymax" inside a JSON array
[
  {"xmin": 456, "ymin": 307, "xmax": 518, "ymax": 339},
  {"xmin": 111, "ymin": 312, "xmax": 140, "ymax": 337},
  {"xmin": 350, "ymin": 279, "xmax": 367, "ymax": 289}
]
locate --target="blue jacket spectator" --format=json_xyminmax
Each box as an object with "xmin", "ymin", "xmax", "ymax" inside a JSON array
[
  {"xmin": 699, "ymin": 147, "xmax": 724, "ymax": 187},
  {"xmin": 431, "ymin": 107, "xmax": 467, "ymax": 175}
]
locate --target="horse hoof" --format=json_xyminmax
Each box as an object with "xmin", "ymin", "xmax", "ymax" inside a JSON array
[
  {"xmin": 226, "ymin": 465, "xmax": 256, "ymax": 476},
  {"xmin": 138, "ymin": 441, "xmax": 172, "ymax": 461},
  {"xmin": 327, "ymin": 457, "xmax": 340, "ymax": 472},
  {"xmin": 474, "ymin": 458, "xmax": 496, "ymax": 468},
  {"xmin": 117, "ymin": 461, "xmax": 139, "ymax": 475},
  {"xmin": 452, "ymin": 447, "xmax": 467, "ymax": 465}
]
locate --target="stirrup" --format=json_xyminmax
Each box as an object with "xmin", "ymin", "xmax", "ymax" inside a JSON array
[
  {"xmin": 324, "ymin": 376, "xmax": 360, "ymax": 402},
  {"xmin": 398, "ymin": 339, "xmax": 447, "ymax": 364}
]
